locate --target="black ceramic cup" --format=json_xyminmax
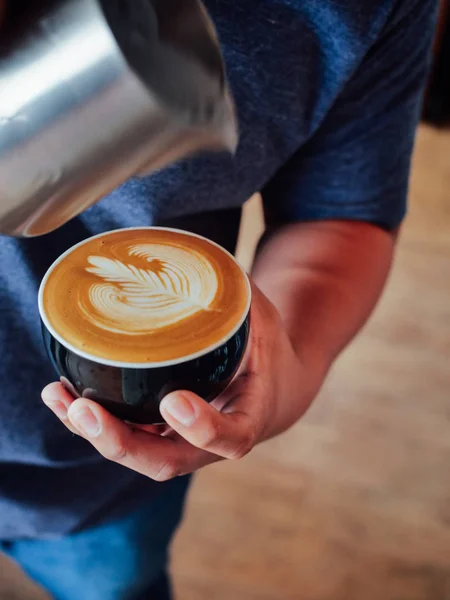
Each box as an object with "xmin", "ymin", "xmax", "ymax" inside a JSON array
[{"xmin": 38, "ymin": 231, "xmax": 251, "ymax": 425}]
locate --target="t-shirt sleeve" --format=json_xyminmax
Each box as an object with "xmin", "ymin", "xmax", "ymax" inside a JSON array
[{"xmin": 262, "ymin": 0, "xmax": 438, "ymax": 231}]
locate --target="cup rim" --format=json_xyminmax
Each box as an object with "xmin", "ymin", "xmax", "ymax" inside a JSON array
[{"xmin": 38, "ymin": 226, "xmax": 252, "ymax": 369}]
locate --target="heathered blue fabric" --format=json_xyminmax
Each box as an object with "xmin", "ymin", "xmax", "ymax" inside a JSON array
[{"xmin": 0, "ymin": 0, "xmax": 437, "ymax": 538}]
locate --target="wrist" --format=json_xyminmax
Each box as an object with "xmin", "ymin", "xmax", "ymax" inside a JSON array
[{"xmin": 263, "ymin": 326, "xmax": 330, "ymax": 440}]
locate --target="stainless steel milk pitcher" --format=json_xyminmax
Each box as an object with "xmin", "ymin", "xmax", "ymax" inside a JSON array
[{"xmin": 0, "ymin": 0, "xmax": 238, "ymax": 236}]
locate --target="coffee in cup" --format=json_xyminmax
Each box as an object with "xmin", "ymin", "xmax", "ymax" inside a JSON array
[{"xmin": 39, "ymin": 227, "xmax": 251, "ymax": 424}]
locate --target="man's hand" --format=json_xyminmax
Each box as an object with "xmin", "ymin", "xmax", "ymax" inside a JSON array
[
  {"xmin": 42, "ymin": 283, "xmax": 324, "ymax": 481},
  {"xmin": 42, "ymin": 219, "xmax": 395, "ymax": 479}
]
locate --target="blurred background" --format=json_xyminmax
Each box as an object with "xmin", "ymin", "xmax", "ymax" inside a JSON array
[
  {"xmin": 173, "ymin": 122, "xmax": 450, "ymax": 600},
  {"xmin": 1, "ymin": 2, "xmax": 450, "ymax": 599}
]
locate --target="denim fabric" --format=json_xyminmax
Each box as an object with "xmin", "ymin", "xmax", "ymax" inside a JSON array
[{"xmin": 1, "ymin": 476, "xmax": 190, "ymax": 600}]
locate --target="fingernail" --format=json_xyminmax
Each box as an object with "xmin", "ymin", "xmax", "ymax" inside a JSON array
[
  {"xmin": 162, "ymin": 394, "xmax": 196, "ymax": 427},
  {"xmin": 47, "ymin": 401, "xmax": 68, "ymax": 421},
  {"xmin": 70, "ymin": 407, "xmax": 100, "ymax": 437}
]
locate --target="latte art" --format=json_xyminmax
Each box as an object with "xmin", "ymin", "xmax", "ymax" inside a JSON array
[
  {"xmin": 40, "ymin": 228, "xmax": 250, "ymax": 365},
  {"xmin": 83, "ymin": 244, "xmax": 219, "ymax": 335}
]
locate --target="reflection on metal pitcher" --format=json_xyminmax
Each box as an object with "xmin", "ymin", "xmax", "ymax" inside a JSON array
[{"xmin": 0, "ymin": 0, "xmax": 238, "ymax": 237}]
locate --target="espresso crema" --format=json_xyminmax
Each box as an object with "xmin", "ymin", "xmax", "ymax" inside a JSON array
[{"xmin": 41, "ymin": 228, "xmax": 250, "ymax": 364}]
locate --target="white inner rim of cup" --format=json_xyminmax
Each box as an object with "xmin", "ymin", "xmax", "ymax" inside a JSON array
[{"xmin": 38, "ymin": 226, "xmax": 252, "ymax": 369}]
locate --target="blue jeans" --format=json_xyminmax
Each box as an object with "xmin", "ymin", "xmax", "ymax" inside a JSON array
[{"xmin": 1, "ymin": 476, "xmax": 191, "ymax": 600}]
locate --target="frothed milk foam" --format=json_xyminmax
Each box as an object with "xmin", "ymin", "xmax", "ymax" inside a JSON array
[{"xmin": 41, "ymin": 229, "xmax": 250, "ymax": 364}]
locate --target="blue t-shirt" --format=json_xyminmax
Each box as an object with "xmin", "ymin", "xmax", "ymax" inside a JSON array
[{"xmin": 0, "ymin": 0, "xmax": 437, "ymax": 538}]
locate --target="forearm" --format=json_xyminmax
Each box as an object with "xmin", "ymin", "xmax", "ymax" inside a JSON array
[{"xmin": 252, "ymin": 220, "xmax": 397, "ymax": 371}]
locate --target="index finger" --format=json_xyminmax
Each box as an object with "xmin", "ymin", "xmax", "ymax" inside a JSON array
[{"xmin": 67, "ymin": 398, "xmax": 219, "ymax": 481}]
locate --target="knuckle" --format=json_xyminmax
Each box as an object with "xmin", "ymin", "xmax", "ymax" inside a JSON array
[
  {"xmin": 101, "ymin": 434, "xmax": 128, "ymax": 462},
  {"xmin": 102, "ymin": 443, "xmax": 127, "ymax": 463},
  {"xmin": 229, "ymin": 427, "xmax": 256, "ymax": 461},
  {"xmin": 197, "ymin": 420, "xmax": 222, "ymax": 450},
  {"xmin": 250, "ymin": 332, "xmax": 265, "ymax": 355},
  {"xmin": 153, "ymin": 459, "xmax": 181, "ymax": 483}
]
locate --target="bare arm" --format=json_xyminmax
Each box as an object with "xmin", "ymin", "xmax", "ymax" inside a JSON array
[
  {"xmin": 42, "ymin": 218, "xmax": 398, "ymax": 473},
  {"xmin": 253, "ymin": 220, "xmax": 397, "ymax": 371}
]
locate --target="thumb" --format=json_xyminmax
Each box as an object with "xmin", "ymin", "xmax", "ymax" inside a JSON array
[{"xmin": 159, "ymin": 388, "xmax": 259, "ymax": 460}]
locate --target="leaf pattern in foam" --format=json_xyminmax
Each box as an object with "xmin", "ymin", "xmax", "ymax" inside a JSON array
[{"xmin": 82, "ymin": 244, "xmax": 219, "ymax": 335}]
